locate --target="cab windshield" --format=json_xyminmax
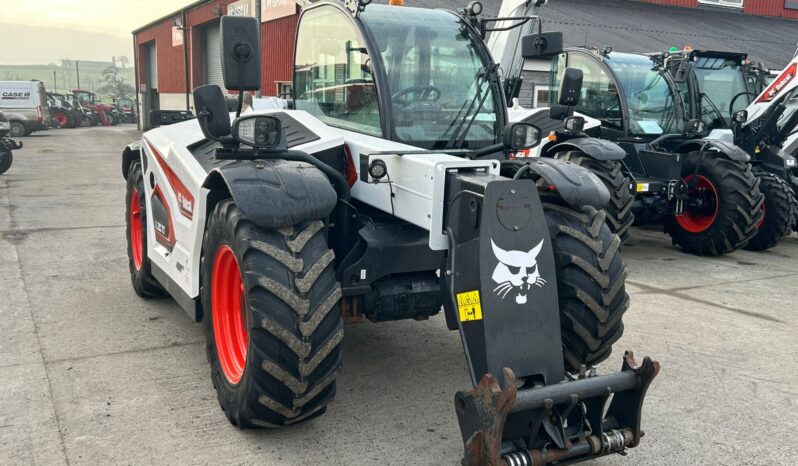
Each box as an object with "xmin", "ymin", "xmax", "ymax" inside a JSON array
[
  {"xmin": 360, "ymin": 6, "xmax": 499, "ymax": 149},
  {"xmin": 605, "ymin": 53, "xmax": 682, "ymax": 136}
]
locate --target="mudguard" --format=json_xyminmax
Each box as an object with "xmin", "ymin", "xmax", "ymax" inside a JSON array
[
  {"xmin": 675, "ymin": 138, "xmax": 750, "ymax": 162},
  {"xmin": 546, "ymin": 136, "xmax": 626, "ymax": 161},
  {"xmin": 121, "ymin": 141, "xmax": 143, "ymax": 179},
  {"xmin": 522, "ymin": 158, "xmax": 610, "ymax": 208},
  {"xmin": 204, "ymin": 159, "xmax": 337, "ymax": 230}
]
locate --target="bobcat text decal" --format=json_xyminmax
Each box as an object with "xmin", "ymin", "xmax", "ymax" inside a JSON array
[
  {"xmin": 758, "ymin": 63, "xmax": 797, "ymax": 103},
  {"xmin": 491, "ymin": 239, "xmax": 547, "ymax": 305}
]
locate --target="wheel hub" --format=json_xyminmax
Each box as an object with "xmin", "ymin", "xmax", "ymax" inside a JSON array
[
  {"xmin": 677, "ymin": 175, "xmax": 719, "ymax": 233},
  {"xmin": 211, "ymin": 245, "xmax": 248, "ymax": 385}
]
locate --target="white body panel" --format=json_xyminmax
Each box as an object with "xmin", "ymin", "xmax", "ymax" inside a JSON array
[
  {"xmin": 745, "ymin": 56, "xmax": 798, "ymax": 124},
  {"xmin": 138, "ymin": 109, "xmax": 499, "ymax": 299}
]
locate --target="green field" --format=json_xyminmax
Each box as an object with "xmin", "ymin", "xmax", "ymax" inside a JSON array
[{"xmin": 0, "ymin": 60, "xmax": 135, "ymax": 101}]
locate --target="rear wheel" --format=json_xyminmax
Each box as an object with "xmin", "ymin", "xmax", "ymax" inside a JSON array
[
  {"xmin": 202, "ymin": 199, "xmax": 343, "ymax": 428},
  {"xmin": 744, "ymin": 171, "xmax": 794, "ymax": 251},
  {"xmin": 9, "ymin": 121, "xmax": 26, "ymax": 137},
  {"xmin": 555, "ymin": 151, "xmax": 634, "ymax": 244},
  {"xmin": 664, "ymin": 154, "xmax": 763, "ymax": 256},
  {"xmin": 125, "ymin": 160, "xmax": 167, "ymax": 298},
  {"xmin": 0, "ymin": 151, "xmax": 12, "ymax": 175},
  {"xmin": 541, "ymin": 191, "xmax": 629, "ymax": 372}
]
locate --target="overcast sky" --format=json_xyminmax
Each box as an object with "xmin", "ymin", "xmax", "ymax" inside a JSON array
[{"xmin": 0, "ymin": 0, "xmax": 193, "ymax": 64}]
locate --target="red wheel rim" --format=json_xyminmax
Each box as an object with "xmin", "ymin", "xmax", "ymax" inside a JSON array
[
  {"xmin": 55, "ymin": 112, "xmax": 68, "ymax": 126},
  {"xmin": 129, "ymin": 189, "xmax": 143, "ymax": 270},
  {"xmin": 676, "ymin": 175, "xmax": 719, "ymax": 233},
  {"xmin": 757, "ymin": 204, "xmax": 766, "ymax": 229},
  {"xmin": 212, "ymin": 245, "xmax": 248, "ymax": 385}
]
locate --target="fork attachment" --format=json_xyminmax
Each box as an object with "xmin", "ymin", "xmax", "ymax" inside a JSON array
[
  {"xmin": 455, "ymin": 352, "xmax": 659, "ymax": 466},
  {"xmin": 441, "ymin": 170, "xmax": 659, "ymax": 466}
]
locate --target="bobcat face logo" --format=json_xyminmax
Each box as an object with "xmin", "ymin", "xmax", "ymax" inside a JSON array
[{"xmin": 491, "ymin": 239, "xmax": 547, "ymax": 304}]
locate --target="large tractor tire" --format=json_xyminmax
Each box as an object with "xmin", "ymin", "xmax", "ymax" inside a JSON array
[
  {"xmin": 125, "ymin": 161, "xmax": 167, "ymax": 298},
  {"xmin": 554, "ymin": 151, "xmax": 635, "ymax": 244},
  {"xmin": 0, "ymin": 151, "xmax": 12, "ymax": 175},
  {"xmin": 202, "ymin": 199, "xmax": 343, "ymax": 428},
  {"xmin": 541, "ymin": 191, "xmax": 629, "ymax": 372},
  {"xmin": 664, "ymin": 154, "xmax": 763, "ymax": 256},
  {"xmin": 53, "ymin": 111, "xmax": 70, "ymax": 129},
  {"xmin": 744, "ymin": 171, "xmax": 794, "ymax": 251}
]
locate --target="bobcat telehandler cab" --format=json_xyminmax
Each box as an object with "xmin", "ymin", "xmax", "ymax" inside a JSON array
[
  {"xmin": 654, "ymin": 48, "xmax": 798, "ymax": 247},
  {"xmin": 545, "ymin": 48, "xmax": 765, "ymax": 256},
  {"xmin": 121, "ymin": 3, "xmax": 658, "ymax": 465}
]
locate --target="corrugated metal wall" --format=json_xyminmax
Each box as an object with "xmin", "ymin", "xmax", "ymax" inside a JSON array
[
  {"xmin": 262, "ymin": 11, "xmax": 299, "ymax": 96},
  {"xmin": 745, "ymin": 0, "xmax": 798, "ymax": 18}
]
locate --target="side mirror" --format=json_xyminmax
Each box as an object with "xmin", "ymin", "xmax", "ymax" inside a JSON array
[
  {"xmin": 563, "ymin": 115, "xmax": 585, "ymax": 132},
  {"xmin": 558, "ymin": 68, "xmax": 583, "ymax": 106},
  {"xmin": 733, "ymin": 110, "xmax": 748, "ymax": 124},
  {"xmin": 232, "ymin": 115, "xmax": 284, "ymax": 150},
  {"xmin": 521, "ymin": 32, "xmax": 564, "ymax": 59},
  {"xmin": 193, "ymin": 84, "xmax": 231, "ymax": 140},
  {"xmin": 686, "ymin": 118, "xmax": 706, "ymax": 136},
  {"xmin": 221, "ymin": 16, "xmax": 261, "ymax": 91},
  {"xmin": 504, "ymin": 123, "xmax": 542, "ymax": 151}
]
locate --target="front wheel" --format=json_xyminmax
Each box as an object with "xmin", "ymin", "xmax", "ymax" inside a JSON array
[
  {"xmin": 0, "ymin": 151, "xmax": 12, "ymax": 175},
  {"xmin": 202, "ymin": 200, "xmax": 343, "ymax": 428},
  {"xmin": 665, "ymin": 154, "xmax": 763, "ymax": 256},
  {"xmin": 744, "ymin": 171, "xmax": 794, "ymax": 251},
  {"xmin": 541, "ymin": 191, "xmax": 629, "ymax": 372}
]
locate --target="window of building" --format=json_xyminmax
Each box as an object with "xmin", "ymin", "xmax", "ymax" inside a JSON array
[
  {"xmin": 533, "ymin": 85, "xmax": 550, "ymax": 108},
  {"xmin": 293, "ymin": 6, "xmax": 381, "ymax": 136},
  {"xmin": 276, "ymin": 81, "xmax": 293, "ymax": 99},
  {"xmin": 698, "ymin": 0, "xmax": 744, "ymax": 8}
]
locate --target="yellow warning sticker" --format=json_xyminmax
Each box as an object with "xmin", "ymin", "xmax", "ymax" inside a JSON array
[
  {"xmin": 457, "ymin": 290, "xmax": 483, "ymax": 322},
  {"xmin": 635, "ymin": 182, "xmax": 650, "ymax": 193}
]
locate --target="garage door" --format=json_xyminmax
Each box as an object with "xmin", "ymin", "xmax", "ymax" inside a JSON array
[
  {"xmin": 202, "ymin": 22, "xmax": 224, "ymax": 90},
  {"xmin": 147, "ymin": 43, "xmax": 158, "ymax": 89}
]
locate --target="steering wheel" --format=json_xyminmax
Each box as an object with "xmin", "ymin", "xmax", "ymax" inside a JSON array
[
  {"xmin": 391, "ymin": 85, "xmax": 441, "ymax": 106},
  {"xmin": 728, "ymin": 91, "xmax": 757, "ymax": 117}
]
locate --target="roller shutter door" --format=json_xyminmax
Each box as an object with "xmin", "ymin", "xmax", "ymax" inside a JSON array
[
  {"xmin": 147, "ymin": 43, "xmax": 158, "ymax": 89},
  {"xmin": 202, "ymin": 22, "xmax": 224, "ymax": 90}
]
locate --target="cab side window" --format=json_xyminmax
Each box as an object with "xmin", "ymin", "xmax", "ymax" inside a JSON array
[
  {"xmin": 568, "ymin": 54, "xmax": 623, "ymax": 130},
  {"xmin": 294, "ymin": 7, "xmax": 381, "ymax": 136}
]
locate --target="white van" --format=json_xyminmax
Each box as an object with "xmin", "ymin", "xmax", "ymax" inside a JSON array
[{"xmin": 0, "ymin": 81, "xmax": 52, "ymax": 136}]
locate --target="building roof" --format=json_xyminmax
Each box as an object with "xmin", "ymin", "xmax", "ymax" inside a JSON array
[{"xmin": 378, "ymin": 0, "xmax": 797, "ymax": 69}]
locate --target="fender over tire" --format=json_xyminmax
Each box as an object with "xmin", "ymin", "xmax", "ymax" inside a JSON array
[
  {"xmin": 202, "ymin": 199, "xmax": 343, "ymax": 428},
  {"xmin": 555, "ymin": 150, "xmax": 634, "ymax": 244}
]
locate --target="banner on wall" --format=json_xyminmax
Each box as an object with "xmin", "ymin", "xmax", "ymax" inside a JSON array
[
  {"xmin": 262, "ymin": 0, "xmax": 296, "ymax": 22},
  {"xmin": 172, "ymin": 26, "xmax": 183, "ymax": 47}
]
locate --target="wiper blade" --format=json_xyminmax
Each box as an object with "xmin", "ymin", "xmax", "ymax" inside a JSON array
[{"xmin": 444, "ymin": 71, "xmax": 489, "ymax": 150}]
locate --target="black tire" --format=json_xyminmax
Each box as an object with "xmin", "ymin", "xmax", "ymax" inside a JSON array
[
  {"xmin": 789, "ymin": 183, "xmax": 798, "ymax": 233},
  {"xmin": 125, "ymin": 161, "xmax": 167, "ymax": 298},
  {"xmin": 202, "ymin": 199, "xmax": 343, "ymax": 428},
  {"xmin": 664, "ymin": 154, "xmax": 763, "ymax": 256},
  {"xmin": 9, "ymin": 121, "xmax": 27, "ymax": 137},
  {"xmin": 744, "ymin": 171, "xmax": 794, "ymax": 251},
  {"xmin": 0, "ymin": 151, "xmax": 12, "ymax": 175},
  {"xmin": 541, "ymin": 191, "xmax": 629, "ymax": 372},
  {"xmin": 555, "ymin": 151, "xmax": 635, "ymax": 244}
]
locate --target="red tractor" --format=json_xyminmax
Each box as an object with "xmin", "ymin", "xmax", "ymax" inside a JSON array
[{"xmin": 71, "ymin": 89, "xmax": 120, "ymax": 126}]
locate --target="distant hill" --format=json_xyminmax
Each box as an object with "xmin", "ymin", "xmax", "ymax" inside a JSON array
[{"xmin": 0, "ymin": 59, "xmax": 135, "ymax": 97}]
